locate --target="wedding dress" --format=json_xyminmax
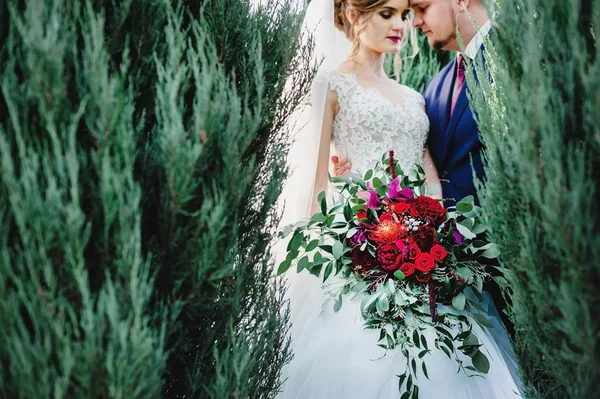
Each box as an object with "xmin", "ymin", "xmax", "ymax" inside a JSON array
[{"xmin": 276, "ymin": 70, "xmax": 522, "ymax": 398}]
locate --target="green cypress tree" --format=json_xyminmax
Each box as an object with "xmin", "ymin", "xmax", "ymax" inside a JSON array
[
  {"xmin": 466, "ymin": 1, "xmax": 599, "ymax": 397},
  {"xmin": 0, "ymin": 0, "xmax": 312, "ymax": 397}
]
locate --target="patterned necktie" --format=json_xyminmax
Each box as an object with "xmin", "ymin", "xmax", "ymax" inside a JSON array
[{"xmin": 450, "ymin": 54, "xmax": 466, "ymax": 116}]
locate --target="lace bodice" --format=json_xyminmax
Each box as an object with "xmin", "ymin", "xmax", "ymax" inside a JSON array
[{"xmin": 329, "ymin": 71, "xmax": 430, "ymax": 174}]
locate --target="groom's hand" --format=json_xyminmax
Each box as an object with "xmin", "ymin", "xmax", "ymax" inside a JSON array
[{"xmin": 331, "ymin": 156, "xmax": 352, "ymax": 176}]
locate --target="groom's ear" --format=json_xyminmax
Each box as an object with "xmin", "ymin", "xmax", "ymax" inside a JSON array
[{"xmin": 457, "ymin": 0, "xmax": 470, "ymax": 11}]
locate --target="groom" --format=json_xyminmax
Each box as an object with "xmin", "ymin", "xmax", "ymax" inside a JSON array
[
  {"xmin": 409, "ymin": 0, "xmax": 516, "ymax": 337},
  {"xmin": 410, "ymin": 0, "xmax": 491, "ymax": 206}
]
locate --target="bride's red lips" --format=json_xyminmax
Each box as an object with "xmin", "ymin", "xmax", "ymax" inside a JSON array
[{"xmin": 387, "ymin": 36, "xmax": 401, "ymax": 43}]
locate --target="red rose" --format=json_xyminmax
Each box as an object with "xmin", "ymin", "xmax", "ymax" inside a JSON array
[
  {"xmin": 376, "ymin": 243, "xmax": 404, "ymax": 272},
  {"xmin": 408, "ymin": 225, "xmax": 438, "ymax": 252},
  {"xmin": 415, "ymin": 273, "xmax": 431, "ymax": 283},
  {"xmin": 408, "ymin": 196, "xmax": 447, "ymax": 225},
  {"xmin": 408, "ymin": 243, "xmax": 420, "ymax": 260},
  {"xmin": 356, "ymin": 209, "xmax": 367, "ymax": 220},
  {"xmin": 350, "ymin": 247, "xmax": 376, "ymax": 273},
  {"xmin": 399, "ymin": 262, "xmax": 415, "ymax": 277},
  {"xmin": 414, "ymin": 252, "xmax": 436, "ymax": 273},
  {"xmin": 391, "ymin": 202, "xmax": 411, "ymax": 215},
  {"xmin": 430, "ymin": 244, "xmax": 448, "ymax": 263},
  {"xmin": 379, "ymin": 212, "xmax": 394, "ymax": 223}
]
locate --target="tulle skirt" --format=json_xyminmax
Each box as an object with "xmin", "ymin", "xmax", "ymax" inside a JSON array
[{"xmin": 277, "ymin": 270, "xmax": 523, "ymax": 399}]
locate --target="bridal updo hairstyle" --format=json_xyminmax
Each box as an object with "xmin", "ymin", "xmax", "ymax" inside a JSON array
[{"xmin": 333, "ymin": 0, "xmax": 418, "ymax": 75}]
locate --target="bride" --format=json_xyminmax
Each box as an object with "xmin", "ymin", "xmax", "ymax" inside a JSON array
[{"xmin": 276, "ymin": 0, "xmax": 522, "ymax": 397}]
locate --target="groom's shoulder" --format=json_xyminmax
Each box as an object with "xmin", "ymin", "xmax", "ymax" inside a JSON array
[{"xmin": 424, "ymin": 60, "xmax": 454, "ymax": 96}]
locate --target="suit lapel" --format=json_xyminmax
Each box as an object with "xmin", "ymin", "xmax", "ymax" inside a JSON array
[
  {"xmin": 442, "ymin": 83, "xmax": 468, "ymax": 163},
  {"xmin": 436, "ymin": 59, "xmax": 456, "ymax": 164},
  {"xmin": 441, "ymin": 45, "xmax": 486, "ymax": 166}
]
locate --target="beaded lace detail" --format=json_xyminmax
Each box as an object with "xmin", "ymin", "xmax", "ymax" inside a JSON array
[{"xmin": 329, "ymin": 71, "xmax": 429, "ymax": 174}]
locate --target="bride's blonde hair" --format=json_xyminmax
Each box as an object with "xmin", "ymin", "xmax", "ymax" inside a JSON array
[{"xmin": 333, "ymin": 0, "xmax": 419, "ymax": 77}]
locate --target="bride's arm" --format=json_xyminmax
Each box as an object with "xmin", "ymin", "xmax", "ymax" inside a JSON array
[
  {"xmin": 424, "ymin": 146, "xmax": 443, "ymax": 200},
  {"xmin": 311, "ymin": 88, "xmax": 338, "ymax": 215}
]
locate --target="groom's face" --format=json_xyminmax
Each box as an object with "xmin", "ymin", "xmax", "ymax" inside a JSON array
[{"xmin": 410, "ymin": 0, "xmax": 459, "ymax": 51}]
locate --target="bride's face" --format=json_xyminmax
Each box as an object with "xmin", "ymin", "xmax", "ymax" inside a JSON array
[{"xmin": 351, "ymin": 0, "xmax": 411, "ymax": 54}]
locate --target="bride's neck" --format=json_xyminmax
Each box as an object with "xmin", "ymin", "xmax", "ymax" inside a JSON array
[{"xmin": 346, "ymin": 47, "xmax": 387, "ymax": 79}]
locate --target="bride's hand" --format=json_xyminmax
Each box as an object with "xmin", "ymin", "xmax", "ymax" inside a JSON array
[{"xmin": 331, "ymin": 155, "xmax": 352, "ymax": 176}]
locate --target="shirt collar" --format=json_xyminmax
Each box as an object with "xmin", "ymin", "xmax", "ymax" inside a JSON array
[{"xmin": 460, "ymin": 19, "xmax": 492, "ymax": 60}]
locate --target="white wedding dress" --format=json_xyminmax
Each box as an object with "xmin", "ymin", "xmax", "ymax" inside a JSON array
[{"xmin": 277, "ymin": 71, "xmax": 522, "ymax": 399}]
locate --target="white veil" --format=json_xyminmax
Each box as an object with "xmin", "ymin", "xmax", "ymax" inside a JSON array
[
  {"xmin": 274, "ymin": 1, "xmax": 351, "ymax": 394},
  {"xmin": 278, "ymin": 0, "xmax": 352, "ymax": 227}
]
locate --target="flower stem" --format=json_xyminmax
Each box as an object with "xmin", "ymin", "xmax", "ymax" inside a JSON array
[
  {"xmin": 428, "ymin": 280, "xmax": 437, "ymax": 321},
  {"xmin": 388, "ymin": 150, "xmax": 396, "ymax": 180}
]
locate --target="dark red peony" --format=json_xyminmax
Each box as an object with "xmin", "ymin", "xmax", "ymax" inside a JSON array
[
  {"xmin": 350, "ymin": 247, "xmax": 376, "ymax": 273},
  {"xmin": 408, "ymin": 225, "xmax": 438, "ymax": 252},
  {"xmin": 399, "ymin": 262, "xmax": 415, "ymax": 277},
  {"xmin": 376, "ymin": 242, "xmax": 404, "ymax": 272},
  {"xmin": 408, "ymin": 196, "xmax": 447, "ymax": 225},
  {"xmin": 414, "ymin": 252, "xmax": 436, "ymax": 273},
  {"xmin": 430, "ymin": 244, "xmax": 448, "ymax": 263}
]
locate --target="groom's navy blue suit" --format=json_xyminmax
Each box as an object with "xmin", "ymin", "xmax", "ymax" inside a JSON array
[
  {"xmin": 424, "ymin": 47, "xmax": 514, "ymax": 335},
  {"xmin": 424, "ymin": 51, "xmax": 485, "ymax": 206}
]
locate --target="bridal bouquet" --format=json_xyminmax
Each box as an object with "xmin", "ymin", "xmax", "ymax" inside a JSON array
[{"xmin": 278, "ymin": 150, "xmax": 500, "ymax": 398}]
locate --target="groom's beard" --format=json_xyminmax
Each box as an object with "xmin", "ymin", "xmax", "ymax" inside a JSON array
[
  {"xmin": 433, "ymin": 31, "xmax": 457, "ymax": 51},
  {"xmin": 433, "ymin": 7, "xmax": 457, "ymax": 51}
]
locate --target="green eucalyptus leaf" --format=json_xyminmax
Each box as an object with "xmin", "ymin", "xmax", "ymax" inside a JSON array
[
  {"xmin": 422, "ymin": 362, "xmax": 429, "ymax": 379},
  {"xmin": 452, "ymin": 293, "xmax": 466, "ymax": 311},
  {"xmin": 456, "ymin": 221, "xmax": 477, "ymax": 240},
  {"xmin": 277, "ymin": 259, "xmax": 292, "ymax": 275},
  {"xmin": 305, "ymin": 239, "xmax": 319, "ymax": 252},
  {"xmin": 456, "ymin": 195, "xmax": 474, "ymax": 213},
  {"xmin": 376, "ymin": 294, "xmax": 390, "ymax": 315},
  {"xmin": 297, "ymin": 256, "xmax": 309, "ymax": 273},
  {"xmin": 398, "ymin": 373, "xmax": 407, "ymax": 391},
  {"xmin": 320, "ymin": 195, "xmax": 327, "ymax": 215},
  {"xmin": 456, "ymin": 267, "xmax": 472, "ymax": 281},
  {"xmin": 372, "ymin": 177, "xmax": 382, "ymax": 188},
  {"xmin": 472, "ymin": 350, "xmax": 491, "ymax": 374},
  {"xmin": 333, "ymin": 241, "xmax": 344, "ymax": 260},
  {"xmin": 323, "ymin": 262, "xmax": 334, "ymax": 281},
  {"xmin": 364, "ymin": 169, "xmax": 374, "ymax": 180},
  {"xmin": 394, "ymin": 270, "xmax": 406, "ymax": 281},
  {"xmin": 317, "ymin": 191, "xmax": 326, "ymax": 204},
  {"xmin": 346, "ymin": 227, "xmax": 358, "ymax": 238},
  {"xmin": 334, "ymin": 294, "xmax": 343, "ymax": 312},
  {"xmin": 481, "ymin": 244, "xmax": 501, "ymax": 259},
  {"xmin": 331, "ymin": 221, "xmax": 348, "ymax": 229},
  {"xmin": 413, "ymin": 329, "xmax": 420, "ymax": 348},
  {"xmin": 311, "ymin": 213, "xmax": 327, "ymax": 223}
]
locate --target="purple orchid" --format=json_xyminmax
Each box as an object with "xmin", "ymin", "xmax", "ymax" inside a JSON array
[
  {"xmin": 387, "ymin": 176, "xmax": 414, "ymax": 202},
  {"xmin": 358, "ymin": 190, "xmax": 381, "ymax": 209},
  {"xmin": 348, "ymin": 229, "xmax": 367, "ymax": 246},
  {"xmin": 453, "ymin": 229, "xmax": 464, "ymax": 245}
]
